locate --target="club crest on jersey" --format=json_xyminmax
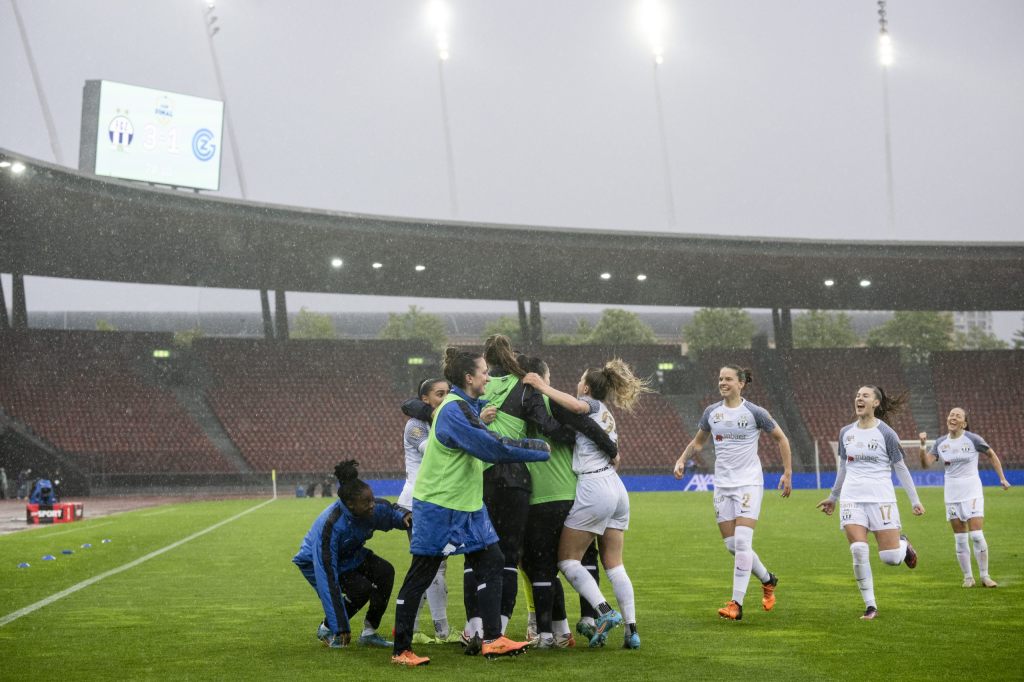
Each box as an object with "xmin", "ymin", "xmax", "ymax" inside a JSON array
[
  {"xmin": 867, "ymin": 441, "xmax": 880, "ymax": 451},
  {"xmin": 737, "ymin": 417, "xmax": 749, "ymax": 428}
]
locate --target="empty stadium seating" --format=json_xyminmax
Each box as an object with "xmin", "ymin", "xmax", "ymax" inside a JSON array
[
  {"xmin": 930, "ymin": 351, "xmax": 1024, "ymax": 466},
  {"xmin": 195, "ymin": 338, "xmax": 432, "ymax": 474},
  {"xmin": 0, "ymin": 331, "xmax": 230, "ymax": 473},
  {"xmin": 785, "ymin": 348, "xmax": 918, "ymax": 469}
]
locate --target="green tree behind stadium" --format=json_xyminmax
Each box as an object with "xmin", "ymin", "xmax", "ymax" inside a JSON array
[
  {"xmin": 683, "ymin": 308, "xmax": 755, "ymax": 357},
  {"xmin": 866, "ymin": 311, "xmax": 953, "ymax": 362},
  {"xmin": 292, "ymin": 307, "xmax": 336, "ymax": 339},
  {"xmin": 586, "ymin": 309, "xmax": 657, "ymax": 345},
  {"xmin": 792, "ymin": 310, "xmax": 859, "ymax": 348},
  {"xmin": 379, "ymin": 305, "xmax": 447, "ymax": 351},
  {"xmin": 482, "ymin": 316, "xmax": 522, "ymax": 345},
  {"xmin": 954, "ymin": 325, "xmax": 1008, "ymax": 350}
]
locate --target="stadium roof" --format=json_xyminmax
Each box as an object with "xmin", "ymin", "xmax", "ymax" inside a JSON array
[{"xmin": 2, "ymin": 149, "xmax": 1022, "ymax": 311}]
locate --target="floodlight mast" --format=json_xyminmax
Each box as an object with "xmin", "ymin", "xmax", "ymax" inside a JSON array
[
  {"xmin": 639, "ymin": 0, "xmax": 676, "ymax": 228},
  {"xmin": 878, "ymin": 1, "xmax": 896, "ymax": 232},
  {"xmin": 428, "ymin": 1, "xmax": 459, "ymax": 217}
]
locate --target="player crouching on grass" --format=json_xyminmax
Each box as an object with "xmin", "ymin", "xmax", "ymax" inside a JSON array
[{"xmin": 293, "ymin": 460, "xmax": 411, "ymax": 649}]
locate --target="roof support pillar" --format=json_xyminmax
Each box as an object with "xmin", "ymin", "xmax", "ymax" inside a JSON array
[
  {"xmin": 0, "ymin": 274, "xmax": 9, "ymax": 330},
  {"xmin": 528, "ymin": 300, "xmax": 542, "ymax": 348},
  {"xmin": 274, "ymin": 289, "xmax": 289, "ymax": 341},
  {"xmin": 260, "ymin": 289, "xmax": 274, "ymax": 341},
  {"xmin": 772, "ymin": 307, "xmax": 793, "ymax": 350},
  {"xmin": 11, "ymin": 274, "xmax": 27, "ymax": 330}
]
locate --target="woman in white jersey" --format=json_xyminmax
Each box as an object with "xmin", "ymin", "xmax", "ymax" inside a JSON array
[
  {"xmin": 523, "ymin": 359, "xmax": 651, "ymax": 649},
  {"xmin": 673, "ymin": 365, "xmax": 793, "ymax": 622},
  {"xmin": 918, "ymin": 407, "xmax": 1011, "ymax": 587},
  {"xmin": 817, "ymin": 386, "xmax": 924, "ymax": 620}
]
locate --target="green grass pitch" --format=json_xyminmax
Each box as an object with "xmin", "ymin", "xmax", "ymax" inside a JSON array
[{"xmin": 1, "ymin": 488, "xmax": 1021, "ymax": 680}]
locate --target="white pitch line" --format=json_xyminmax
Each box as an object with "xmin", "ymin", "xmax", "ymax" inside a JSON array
[
  {"xmin": 140, "ymin": 508, "xmax": 177, "ymax": 517},
  {"xmin": 0, "ymin": 498, "xmax": 274, "ymax": 628}
]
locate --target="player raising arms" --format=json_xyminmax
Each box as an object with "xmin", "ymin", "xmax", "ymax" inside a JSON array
[
  {"xmin": 673, "ymin": 365, "xmax": 792, "ymax": 622},
  {"xmin": 816, "ymin": 386, "xmax": 924, "ymax": 620},
  {"xmin": 919, "ymin": 407, "xmax": 1011, "ymax": 587},
  {"xmin": 390, "ymin": 347, "xmax": 549, "ymax": 666},
  {"xmin": 523, "ymin": 358, "xmax": 651, "ymax": 649}
]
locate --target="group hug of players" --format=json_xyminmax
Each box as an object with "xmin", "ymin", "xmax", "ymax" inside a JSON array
[{"xmin": 291, "ymin": 334, "xmax": 1012, "ymax": 666}]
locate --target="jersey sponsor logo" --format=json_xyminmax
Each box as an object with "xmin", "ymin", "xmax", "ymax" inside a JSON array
[
  {"xmin": 715, "ymin": 434, "xmax": 724, "ymax": 442},
  {"xmin": 848, "ymin": 456, "xmax": 855, "ymax": 462}
]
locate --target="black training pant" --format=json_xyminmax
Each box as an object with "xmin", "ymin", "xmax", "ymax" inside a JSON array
[
  {"xmin": 394, "ymin": 543, "xmax": 504, "ymax": 654},
  {"xmin": 464, "ymin": 483, "xmax": 531, "ymax": 621},
  {"xmin": 338, "ymin": 551, "xmax": 395, "ymax": 630},
  {"xmin": 521, "ymin": 499, "xmax": 573, "ymax": 634}
]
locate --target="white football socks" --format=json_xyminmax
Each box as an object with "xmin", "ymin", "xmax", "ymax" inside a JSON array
[
  {"xmin": 850, "ymin": 541, "xmax": 876, "ymax": 608},
  {"xmin": 954, "ymin": 532, "xmax": 972, "ymax": 578},
  {"xmin": 969, "ymin": 530, "xmax": 990, "ymax": 577},
  {"xmin": 731, "ymin": 526, "xmax": 755, "ymax": 605},
  {"xmin": 606, "ymin": 565, "xmax": 636, "ymax": 625},
  {"xmin": 558, "ymin": 559, "xmax": 608, "ymax": 611}
]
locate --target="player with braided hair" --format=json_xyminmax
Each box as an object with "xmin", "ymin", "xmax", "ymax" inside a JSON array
[{"xmin": 293, "ymin": 459, "xmax": 411, "ymax": 649}]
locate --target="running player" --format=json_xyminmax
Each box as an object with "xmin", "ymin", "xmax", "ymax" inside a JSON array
[
  {"xmin": 293, "ymin": 460, "xmax": 410, "ymax": 649},
  {"xmin": 673, "ymin": 365, "xmax": 792, "ymax": 621},
  {"xmin": 816, "ymin": 385, "xmax": 924, "ymax": 620},
  {"xmin": 390, "ymin": 347, "xmax": 549, "ymax": 666},
  {"xmin": 918, "ymin": 407, "xmax": 1011, "ymax": 587},
  {"xmin": 523, "ymin": 358, "xmax": 650, "ymax": 649}
]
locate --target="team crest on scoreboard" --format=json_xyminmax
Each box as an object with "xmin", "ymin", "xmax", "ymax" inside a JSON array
[{"xmin": 107, "ymin": 109, "xmax": 134, "ymax": 150}]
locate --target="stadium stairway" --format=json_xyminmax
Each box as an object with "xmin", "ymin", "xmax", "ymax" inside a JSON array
[
  {"xmin": 756, "ymin": 347, "xmax": 815, "ymax": 470},
  {"xmin": 169, "ymin": 384, "xmax": 251, "ymax": 473},
  {"xmin": 903, "ymin": 361, "xmax": 940, "ymax": 445}
]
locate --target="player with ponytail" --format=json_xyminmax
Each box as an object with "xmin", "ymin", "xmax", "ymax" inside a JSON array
[
  {"xmin": 523, "ymin": 358, "xmax": 651, "ymax": 649},
  {"xmin": 390, "ymin": 347, "xmax": 551, "ymax": 666},
  {"xmin": 674, "ymin": 365, "xmax": 793, "ymax": 622},
  {"xmin": 293, "ymin": 460, "xmax": 411, "ymax": 649},
  {"xmin": 817, "ymin": 385, "xmax": 924, "ymax": 619}
]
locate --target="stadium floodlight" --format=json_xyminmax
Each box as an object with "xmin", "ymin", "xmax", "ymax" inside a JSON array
[
  {"xmin": 427, "ymin": 0, "xmax": 451, "ymax": 61},
  {"xmin": 879, "ymin": 33, "xmax": 894, "ymax": 67},
  {"xmin": 638, "ymin": 0, "xmax": 666, "ymax": 64},
  {"xmin": 11, "ymin": 162, "xmax": 26, "ymax": 174},
  {"xmin": 860, "ymin": 279, "xmax": 872, "ymax": 288},
  {"xmin": 600, "ymin": 272, "xmax": 612, "ymax": 280},
  {"xmin": 330, "ymin": 257, "xmax": 343, "ymax": 268},
  {"xmin": 824, "ymin": 279, "xmax": 835, "ymax": 287},
  {"xmin": 637, "ymin": 274, "xmax": 648, "ymax": 281},
  {"xmin": 372, "ymin": 262, "xmax": 383, "ymax": 269},
  {"xmin": 415, "ymin": 264, "xmax": 426, "ymax": 272},
  {"xmin": 0, "ymin": 161, "xmax": 10, "ymax": 168}
]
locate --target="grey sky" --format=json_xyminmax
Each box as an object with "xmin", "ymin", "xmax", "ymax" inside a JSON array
[{"xmin": 1, "ymin": 1, "xmax": 1022, "ymax": 336}]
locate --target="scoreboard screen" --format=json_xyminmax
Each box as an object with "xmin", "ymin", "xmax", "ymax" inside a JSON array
[{"xmin": 79, "ymin": 80, "xmax": 224, "ymax": 191}]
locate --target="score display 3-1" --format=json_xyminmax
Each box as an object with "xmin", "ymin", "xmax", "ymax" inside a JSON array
[{"xmin": 79, "ymin": 79, "xmax": 224, "ymax": 191}]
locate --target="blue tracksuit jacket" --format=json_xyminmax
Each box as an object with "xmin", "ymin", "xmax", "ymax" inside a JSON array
[{"xmin": 292, "ymin": 498, "xmax": 406, "ymax": 634}]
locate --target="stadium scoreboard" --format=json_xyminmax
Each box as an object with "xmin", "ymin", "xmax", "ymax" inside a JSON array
[{"xmin": 79, "ymin": 80, "xmax": 224, "ymax": 191}]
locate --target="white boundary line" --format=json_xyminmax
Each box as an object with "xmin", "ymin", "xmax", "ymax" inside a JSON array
[{"xmin": 0, "ymin": 497, "xmax": 275, "ymax": 628}]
